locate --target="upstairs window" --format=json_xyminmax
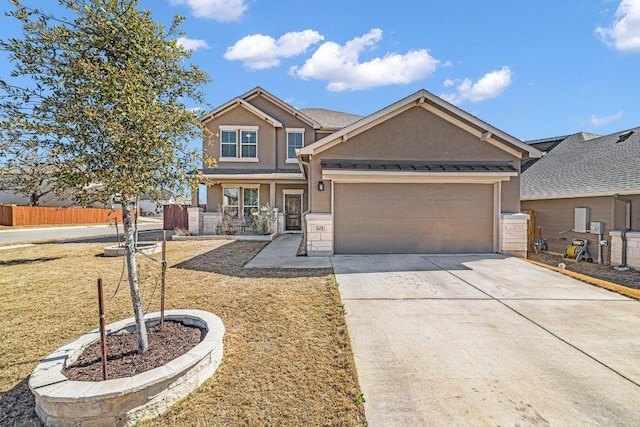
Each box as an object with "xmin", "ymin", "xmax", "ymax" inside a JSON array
[
  {"xmin": 241, "ymin": 130, "xmax": 257, "ymax": 158},
  {"xmin": 221, "ymin": 130, "xmax": 237, "ymax": 158},
  {"xmin": 287, "ymin": 129, "xmax": 304, "ymax": 162},
  {"xmin": 219, "ymin": 126, "xmax": 258, "ymax": 160}
]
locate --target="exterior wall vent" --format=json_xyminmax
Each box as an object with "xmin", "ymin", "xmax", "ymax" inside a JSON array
[{"xmin": 617, "ymin": 131, "xmax": 633, "ymax": 143}]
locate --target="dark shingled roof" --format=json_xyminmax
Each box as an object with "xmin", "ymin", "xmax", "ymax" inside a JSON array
[
  {"xmin": 201, "ymin": 168, "xmax": 301, "ymax": 175},
  {"xmin": 299, "ymin": 108, "xmax": 364, "ymax": 129},
  {"xmin": 521, "ymin": 128, "xmax": 640, "ymax": 199},
  {"xmin": 321, "ymin": 159, "xmax": 516, "ymax": 172}
]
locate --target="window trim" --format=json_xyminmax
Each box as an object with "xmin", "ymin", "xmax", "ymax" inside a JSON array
[
  {"xmin": 219, "ymin": 125, "xmax": 259, "ymax": 161},
  {"xmin": 286, "ymin": 128, "xmax": 305, "ymax": 162}
]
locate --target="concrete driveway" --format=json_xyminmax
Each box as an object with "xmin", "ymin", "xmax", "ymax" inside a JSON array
[{"xmin": 332, "ymin": 254, "xmax": 640, "ymax": 426}]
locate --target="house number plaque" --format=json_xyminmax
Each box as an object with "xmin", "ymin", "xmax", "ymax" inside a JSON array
[{"xmin": 313, "ymin": 225, "xmax": 326, "ymax": 232}]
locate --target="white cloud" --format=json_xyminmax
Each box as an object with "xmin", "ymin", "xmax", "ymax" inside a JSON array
[
  {"xmin": 290, "ymin": 29, "xmax": 440, "ymax": 91},
  {"xmin": 589, "ymin": 110, "xmax": 623, "ymax": 126},
  {"xmin": 169, "ymin": 0, "xmax": 247, "ymax": 22},
  {"xmin": 596, "ymin": 0, "xmax": 640, "ymax": 52},
  {"xmin": 443, "ymin": 78, "xmax": 456, "ymax": 88},
  {"xmin": 441, "ymin": 67, "xmax": 513, "ymax": 104},
  {"xmin": 177, "ymin": 37, "xmax": 209, "ymax": 51},
  {"xmin": 224, "ymin": 30, "xmax": 324, "ymax": 70}
]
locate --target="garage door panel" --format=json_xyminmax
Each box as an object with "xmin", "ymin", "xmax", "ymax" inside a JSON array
[{"xmin": 335, "ymin": 183, "xmax": 494, "ymax": 254}]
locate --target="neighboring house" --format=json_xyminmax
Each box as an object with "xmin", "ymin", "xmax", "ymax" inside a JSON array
[
  {"xmin": 0, "ymin": 186, "xmax": 167, "ymax": 216},
  {"xmin": 521, "ymin": 128, "xmax": 640, "ymax": 267},
  {"xmin": 191, "ymin": 87, "xmax": 541, "ymax": 256}
]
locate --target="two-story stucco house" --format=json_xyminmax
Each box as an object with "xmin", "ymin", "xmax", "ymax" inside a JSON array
[{"xmin": 190, "ymin": 86, "xmax": 541, "ymax": 257}]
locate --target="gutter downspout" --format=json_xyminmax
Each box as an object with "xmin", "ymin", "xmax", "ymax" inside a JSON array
[
  {"xmin": 299, "ymin": 157, "xmax": 312, "ymax": 256},
  {"xmin": 614, "ymin": 194, "xmax": 632, "ymax": 268}
]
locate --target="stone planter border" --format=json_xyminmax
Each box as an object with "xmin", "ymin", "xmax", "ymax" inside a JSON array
[
  {"xmin": 103, "ymin": 242, "xmax": 161, "ymax": 257},
  {"xmin": 29, "ymin": 309, "xmax": 224, "ymax": 427}
]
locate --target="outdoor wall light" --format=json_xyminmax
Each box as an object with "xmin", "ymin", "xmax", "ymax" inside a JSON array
[{"xmin": 318, "ymin": 181, "xmax": 325, "ymax": 191}]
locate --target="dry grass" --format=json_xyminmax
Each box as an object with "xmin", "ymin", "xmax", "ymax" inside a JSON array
[{"xmin": 0, "ymin": 240, "xmax": 366, "ymax": 426}]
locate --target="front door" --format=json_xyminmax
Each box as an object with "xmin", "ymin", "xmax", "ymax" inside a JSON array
[{"xmin": 285, "ymin": 194, "xmax": 302, "ymax": 231}]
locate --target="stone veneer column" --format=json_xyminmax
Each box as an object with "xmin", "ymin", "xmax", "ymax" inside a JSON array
[
  {"xmin": 500, "ymin": 213, "xmax": 529, "ymax": 258},
  {"xmin": 609, "ymin": 231, "xmax": 640, "ymax": 268},
  {"xmin": 188, "ymin": 207, "xmax": 203, "ymax": 235},
  {"xmin": 306, "ymin": 213, "xmax": 333, "ymax": 256}
]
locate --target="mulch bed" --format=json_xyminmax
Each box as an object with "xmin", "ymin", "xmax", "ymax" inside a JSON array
[
  {"xmin": 62, "ymin": 321, "xmax": 203, "ymax": 381},
  {"xmin": 529, "ymin": 251, "xmax": 640, "ymax": 290}
]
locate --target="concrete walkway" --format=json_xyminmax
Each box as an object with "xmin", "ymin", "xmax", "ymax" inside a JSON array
[
  {"xmin": 333, "ymin": 254, "xmax": 640, "ymax": 426},
  {"xmin": 244, "ymin": 234, "xmax": 331, "ymax": 269}
]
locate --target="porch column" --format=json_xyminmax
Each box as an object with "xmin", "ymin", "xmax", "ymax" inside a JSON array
[
  {"xmin": 500, "ymin": 213, "xmax": 529, "ymax": 258},
  {"xmin": 188, "ymin": 207, "xmax": 203, "ymax": 235},
  {"xmin": 191, "ymin": 184, "xmax": 199, "ymax": 207},
  {"xmin": 269, "ymin": 181, "xmax": 276, "ymax": 207}
]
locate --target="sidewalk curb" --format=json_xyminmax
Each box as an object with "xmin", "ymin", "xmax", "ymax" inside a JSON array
[{"xmin": 525, "ymin": 259, "xmax": 640, "ymax": 301}]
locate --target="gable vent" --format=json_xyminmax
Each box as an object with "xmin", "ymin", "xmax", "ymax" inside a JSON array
[{"xmin": 617, "ymin": 131, "xmax": 633, "ymax": 143}]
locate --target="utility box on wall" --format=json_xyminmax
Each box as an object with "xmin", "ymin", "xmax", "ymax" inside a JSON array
[
  {"xmin": 574, "ymin": 207, "xmax": 590, "ymax": 233},
  {"xmin": 590, "ymin": 221, "xmax": 604, "ymax": 234}
]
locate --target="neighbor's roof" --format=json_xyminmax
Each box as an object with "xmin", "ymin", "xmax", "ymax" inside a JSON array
[
  {"xmin": 299, "ymin": 108, "xmax": 363, "ymax": 129},
  {"xmin": 521, "ymin": 128, "xmax": 640, "ymax": 200}
]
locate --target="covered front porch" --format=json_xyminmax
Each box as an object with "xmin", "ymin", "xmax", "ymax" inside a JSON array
[{"xmin": 190, "ymin": 170, "xmax": 309, "ymax": 236}]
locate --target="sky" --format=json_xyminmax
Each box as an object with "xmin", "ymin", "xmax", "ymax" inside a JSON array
[{"xmin": 2, "ymin": 0, "xmax": 640, "ymax": 144}]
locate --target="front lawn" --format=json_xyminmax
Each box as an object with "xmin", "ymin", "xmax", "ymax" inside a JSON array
[{"xmin": 0, "ymin": 239, "xmax": 366, "ymax": 426}]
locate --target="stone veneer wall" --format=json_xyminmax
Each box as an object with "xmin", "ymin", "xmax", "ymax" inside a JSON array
[
  {"xmin": 304, "ymin": 213, "xmax": 528, "ymax": 257},
  {"xmin": 306, "ymin": 213, "xmax": 333, "ymax": 256},
  {"xmin": 187, "ymin": 207, "xmax": 279, "ymax": 235},
  {"xmin": 203, "ymin": 212, "xmax": 222, "ymax": 235},
  {"xmin": 500, "ymin": 213, "xmax": 529, "ymax": 258},
  {"xmin": 609, "ymin": 231, "xmax": 640, "ymax": 269}
]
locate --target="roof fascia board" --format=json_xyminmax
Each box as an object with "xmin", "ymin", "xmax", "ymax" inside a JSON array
[
  {"xmin": 420, "ymin": 104, "xmax": 523, "ymax": 159},
  {"xmin": 522, "ymin": 190, "xmax": 640, "ymax": 201},
  {"xmin": 201, "ymin": 173, "xmax": 305, "ymax": 180},
  {"xmin": 419, "ymin": 91, "xmax": 542, "ymax": 158},
  {"xmin": 201, "ymin": 98, "xmax": 283, "ymax": 128},
  {"xmin": 241, "ymin": 87, "xmax": 322, "ymax": 129}
]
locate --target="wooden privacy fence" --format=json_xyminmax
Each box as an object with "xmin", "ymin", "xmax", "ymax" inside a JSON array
[
  {"xmin": 523, "ymin": 210, "xmax": 536, "ymax": 253},
  {"xmin": 0, "ymin": 205, "xmax": 126, "ymax": 226},
  {"xmin": 163, "ymin": 204, "xmax": 189, "ymax": 230}
]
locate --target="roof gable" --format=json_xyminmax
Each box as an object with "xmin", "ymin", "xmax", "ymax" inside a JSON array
[
  {"xmin": 521, "ymin": 128, "xmax": 640, "ymax": 199},
  {"xmin": 240, "ymin": 87, "xmax": 322, "ymax": 129},
  {"xmin": 298, "ymin": 89, "xmax": 542, "ymax": 160},
  {"xmin": 200, "ymin": 97, "xmax": 283, "ymax": 128}
]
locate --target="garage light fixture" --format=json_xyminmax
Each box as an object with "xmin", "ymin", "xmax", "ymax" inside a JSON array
[{"xmin": 317, "ymin": 181, "xmax": 325, "ymax": 191}]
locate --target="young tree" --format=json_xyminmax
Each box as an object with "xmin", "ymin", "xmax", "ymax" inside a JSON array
[
  {"xmin": 0, "ymin": 0, "xmax": 209, "ymax": 353},
  {"xmin": 0, "ymin": 142, "xmax": 57, "ymax": 206}
]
